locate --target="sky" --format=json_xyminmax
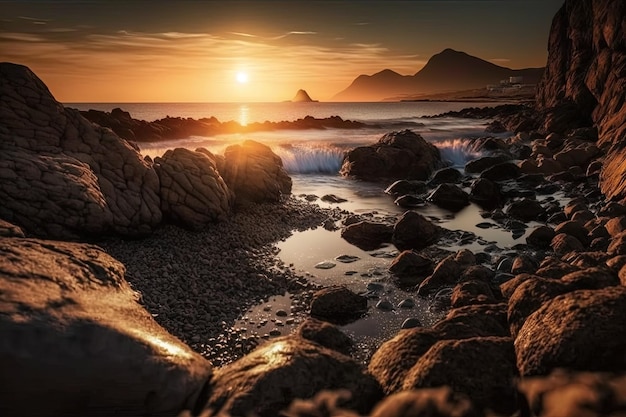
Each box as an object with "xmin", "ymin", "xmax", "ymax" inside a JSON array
[{"xmin": 0, "ymin": 0, "xmax": 564, "ymax": 102}]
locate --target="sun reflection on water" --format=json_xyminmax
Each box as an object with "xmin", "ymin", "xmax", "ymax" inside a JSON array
[{"xmin": 238, "ymin": 104, "xmax": 249, "ymax": 126}]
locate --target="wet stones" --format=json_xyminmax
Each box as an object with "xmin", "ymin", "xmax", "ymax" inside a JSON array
[
  {"xmin": 341, "ymin": 221, "xmax": 393, "ymax": 251},
  {"xmin": 392, "ymin": 211, "xmax": 441, "ymax": 251},
  {"xmin": 388, "ymin": 250, "xmax": 434, "ymax": 285},
  {"xmin": 427, "ymin": 183, "xmax": 470, "ymax": 212},
  {"xmin": 309, "ymin": 286, "xmax": 367, "ymax": 322}
]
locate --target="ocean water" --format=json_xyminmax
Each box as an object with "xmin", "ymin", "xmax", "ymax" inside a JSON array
[{"xmin": 70, "ymin": 101, "xmax": 527, "ymax": 359}]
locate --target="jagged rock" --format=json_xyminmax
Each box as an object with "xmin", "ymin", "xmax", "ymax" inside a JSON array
[
  {"xmin": 430, "ymin": 167, "xmax": 463, "ymax": 184},
  {"xmin": 340, "ymin": 130, "xmax": 441, "ymax": 181},
  {"xmin": 204, "ymin": 336, "xmax": 382, "ymax": 417},
  {"xmin": 551, "ymin": 233, "xmax": 584, "ymax": 255},
  {"xmin": 515, "ymin": 286, "xmax": 626, "ymax": 376},
  {"xmin": 0, "ymin": 63, "xmax": 162, "ymax": 239},
  {"xmin": 154, "ymin": 148, "xmax": 233, "ymax": 229},
  {"xmin": 222, "ymin": 140, "xmax": 292, "ymax": 204},
  {"xmin": 505, "ymin": 198, "xmax": 544, "ymax": 221},
  {"xmin": 418, "ymin": 255, "xmax": 461, "ymax": 296},
  {"xmin": 0, "ymin": 219, "xmax": 24, "ymax": 237},
  {"xmin": 0, "ymin": 238, "xmax": 212, "ymax": 417},
  {"xmin": 535, "ymin": 0, "xmax": 626, "ymax": 200},
  {"xmin": 526, "ymin": 225, "xmax": 556, "ymax": 248},
  {"xmin": 450, "ymin": 280, "xmax": 496, "ymax": 308},
  {"xmin": 291, "ymin": 89, "xmax": 317, "ymax": 102},
  {"xmin": 480, "ymin": 162, "xmax": 521, "ymax": 181},
  {"xmin": 428, "ymin": 184, "xmax": 470, "ymax": 212},
  {"xmin": 341, "ymin": 221, "xmax": 393, "ymax": 251},
  {"xmin": 464, "ymin": 155, "xmax": 510, "ymax": 174},
  {"xmin": 392, "ymin": 211, "xmax": 441, "ymax": 251}
]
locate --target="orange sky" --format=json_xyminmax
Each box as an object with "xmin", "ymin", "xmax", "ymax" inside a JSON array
[{"xmin": 0, "ymin": 1, "xmax": 564, "ymax": 102}]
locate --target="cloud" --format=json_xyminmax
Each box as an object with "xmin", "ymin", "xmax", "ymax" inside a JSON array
[
  {"xmin": 489, "ymin": 58, "xmax": 511, "ymax": 63},
  {"xmin": 18, "ymin": 16, "xmax": 51, "ymax": 22},
  {"xmin": 0, "ymin": 32, "xmax": 46, "ymax": 42}
]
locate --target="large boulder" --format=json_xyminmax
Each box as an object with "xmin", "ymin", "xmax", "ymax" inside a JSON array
[
  {"xmin": 535, "ymin": 0, "xmax": 626, "ymax": 200},
  {"xmin": 0, "ymin": 238, "xmax": 212, "ymax": 417},
  {"xmin": 340, "ymin": 130, "xmax": 441, "ymax": 181},
  {"xmin": 0, "ymin": 63, "xmax": 162, "ymax": 239},
  {"xmin": 203, "ymin": 336, "xmax": 382, "ymax": 417},
  {"xmin": 392, "ymin": 211, "xmax": 441, "ymax": 251},
  {"xmin": 515, "ymin": 286, "xmax": 626, "ymax": 376},
  {"xmin": 222, "ymin": 140, "xmax": 292, "ymax": 204},
  {"xmin": 154, "ymin": 148, "xmax": 233, "ymax": 229},
  {"xmin": 370, "ymin": 388, "xmax": 479, "ymax": 417},
  {"xmin": 427, "ymin": 184, "xmax": 470, "ymax": 212},
  {"xmin": 310, "ymin": 286, "xmax": 368, "ymax": 322}
]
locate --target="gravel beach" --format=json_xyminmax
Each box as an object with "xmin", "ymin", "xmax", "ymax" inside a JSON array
[{"xmin": 99, "ymin": 197, "xmax": 343, "ymax": 366}]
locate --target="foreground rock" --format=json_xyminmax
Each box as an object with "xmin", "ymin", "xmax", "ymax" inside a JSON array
[
  {"xmin": 0, "ymin": 63, "xmax": 162, "ymax": 239},
  {"xmin": 222, "ymin": 140, "xmax": 292, "ymax": 205},
  {"xmin": 203, "ymin": 336, "xmax": 381, "ymax": 417},
  {"xmin": 155, "ymin": 148, "xmax": 234, "ymax": 228},
  {"xmin": 310, "ymin": 286, "xmax": 368, "ymax": 323},
  {"xmin": 340, "ymin": 130, "xmax": 441, "ymax": 181},
  {"xmin": 0, "ymin": 238, "xmax": 211, "ymax": 417},
  {"xmin": 515, "ymin": 286, "xmax": 626, "ymax": 376}
]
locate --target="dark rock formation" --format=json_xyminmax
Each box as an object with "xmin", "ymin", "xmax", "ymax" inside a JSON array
[
  {"xmin": 388, "ymin": 250, "xmax": 434, "ymax": 285},
  {"xmin": 222, "ymin": 140, "xmax": 292, "ymax": 205},
  {"xmin": 535, "ymin": 0, "xmax": 626, "ymax": 200},
  {"xmin": 427, "ymin": 183, "xmax": 470, "ymax": 212},
  {"xmin": 340, "ymin": 130, "xmax": 441, "ymax": 181},
  {"xmin": 82, "ymin": 109, "xmax": 365, "ymax": 142},
  {"xmin": 310, "ymin": 286, "xmax": 368, "ymax": 322},
  {"xmin": 392, "ymin": 211, "xmax": 441, "ymax": 251},
  {"xmin": 204, "ymin": 336, "xmax": 382, "ymax": 417},
  {"xmin": 341, "ymin": 221, "xmax": 393, "ymax": 251},
  {"xmin": 0, "ymin": 63, "xmax": 162, "ymax": 239},
  {"xmin": 0, "ymin": 238, "xmax": 212, "ymax": 417},
  {"xmin": 369, "ymin": 388, "xmax": 479, "ymax": 417},
  {"xmin": 154, "ymin": 148, "xmax": 234, "ymax": 229}
]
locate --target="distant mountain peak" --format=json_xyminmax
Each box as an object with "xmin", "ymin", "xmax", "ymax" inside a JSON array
[{"xmin": 292, "ymin": 89, "xmax": 317, "ymax": 102}]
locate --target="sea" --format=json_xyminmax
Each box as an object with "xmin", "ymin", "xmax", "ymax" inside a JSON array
[{"xmin": 68, "ymin": 101, "xmax": 522, "ymax": 358}]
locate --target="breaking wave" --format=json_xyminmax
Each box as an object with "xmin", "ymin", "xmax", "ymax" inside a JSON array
[
  {"xmin": 434, "ymin": 138, "xmax": 484, "ymax": 167},
  {"xmin": 274, "ymin": 144, "xmax": 345, "ymax": 174}
]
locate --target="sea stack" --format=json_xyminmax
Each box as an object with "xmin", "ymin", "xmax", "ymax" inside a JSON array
[{"xmin": 291, "ymin": 89, "xmax": 318, "ymax": 102}]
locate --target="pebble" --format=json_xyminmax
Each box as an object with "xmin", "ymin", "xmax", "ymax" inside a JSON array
[
  {"xmin": 315, "ymin": 261, "xmax": 336, "ymax": 269},
  {"xmin": 276, "ymin": 309, "xmax": 288, "ymax": 317},
  {"xmin": 335, "ymin": 254, "xmax": 360, "ymax": 263},
  {"xmin": 401, "ymin": 318, "xmax": 422, "ymax": 329},
  {"xmin": 345, "ymin": 271, "xmax": 358, "ymax": 276},
  {"xmin": 366, "ymin": 282, "xmax": 385, "ymax": 292},
  {"xmin": 398, "ymin": 298, "xmax": 415, "ymax": 309},
  {"xmin": 269, "ymin": 329, "xmax": 282, "ymax": 336},
  {"xmin": 376, "ymin": 299, "xmax": 394, "ymax": 311}
]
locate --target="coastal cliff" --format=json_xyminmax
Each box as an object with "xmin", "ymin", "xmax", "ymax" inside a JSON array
[{"xmin": 536, "ymin": 0, "xmax": 626, "ymax": 200}]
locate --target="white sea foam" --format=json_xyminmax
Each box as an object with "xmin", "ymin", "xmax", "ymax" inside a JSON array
[
  {"xmin": 274, "ymin": 145, "xmax": 345, "ymax": 174},
  {"xmin": 434, "ymin": 138, "xmax": 484, "ymax": 167}
]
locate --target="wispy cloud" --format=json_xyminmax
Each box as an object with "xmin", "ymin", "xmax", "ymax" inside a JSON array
[
  {"xmin": 0, "ymin": 32, "xmax": 46, "ymax": 42},
  {"xmin": 18, "ymin": 16, "xmax": 51, "ymax": 22}
]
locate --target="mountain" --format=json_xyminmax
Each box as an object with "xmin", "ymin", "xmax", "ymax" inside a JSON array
[
  {"xmin": 291, "ymin": 89, "xmax": 318, "ymax": 102},
  {"xmin": 332, "ymin": 49, "xmax": 545, "ymax": 102}
]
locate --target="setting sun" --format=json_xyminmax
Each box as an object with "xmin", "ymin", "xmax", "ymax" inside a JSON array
[{"xmin": 236, "ymin": 71, "xmax": 249, "ymax": 84}]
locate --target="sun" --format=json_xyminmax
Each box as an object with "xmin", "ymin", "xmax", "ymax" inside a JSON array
[{"xmin": 236, "ymin": 71, "xmax": 249, "ymax": 84}]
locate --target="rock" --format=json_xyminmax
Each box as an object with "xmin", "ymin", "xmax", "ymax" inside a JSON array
[
  {"xmin": 526, "ymin": 226, "xmax": 556, "ymax": 248},
  {"xmin": 427, "ymin": 184, "xmax": 470, "ymax": 212},
  {"xmin": 519, "ymin": 370, "xmax": 626, "ymax": 417},
  {"xmin": 222, "ymin": 140, "xmax": 292, "ymax": 204},
  {"xmin": 417, "ymin": 255, "xmax": 461, "ymax": 295},
  {"xmin": 461, "ymin": 265, "xmax": 495, "ymax": 283},
  {"xmin": 0, "ymin": 63, "xmax": 162, "ymax": 239},
  {"xmin": 429, "ymin": 167, "xmax": 463, "ymax": 184},
  {"xmin": 370, "ymin": 388, "xmax": 479, "ymax": 417},
  {"xmin": 394, "ymin": 194, "xmax": 426, "ymax": 208},
  {"xmin": 510, "ymin": 254, "xmax": 539, "ymax": 275},
  {"xmin": 154, "ymin": 148, "xmax": 233, "ymax": 229},
  {"xmin": 398, "ymin": 299, "xmax": 416, "ymax": 309},
  {"xmin": 551, "ymin": 233, "xmax": 584, "ymax": 255},
  {"xmin": 388, "ymin": 250, "xmax": 434, "ymax": 285},
  {"xmin": 384, "ymin": 180, "xmax": 428, "ymax": 196},
  {"xmin": 296, "ymin": 318, "xmax": 353, "ymax": 356},
  {"xmin": 368, "ymin": 314, "xmax": 509, "ymax": 394},
  {"xmin": 402, "ymin": 337, "xmax": 517, "ymax": 413},
  {"xmin": 0, "ymin": 238, "xmax": 211, "ymax": 417},
  {"xmin": 608, "ymin": 231, "xmax": 626, "ymax": 255},
  {"xmin": 554, "ymin": 220, "xmax": 591, "ymax": 245},
  {"xmin": 0, "ymin": 219, "xmax": 25, "ymax": 237},
  {"xmin": 515, "ymin": 286, "xmax": 626, "ymax": 376},
  {"xmin": 392, "ymin": 211, "xmax": 441, "ymax": 251},
  {"xmin": 445, "ymin": 303, "xmax": 509, "ymax": 332},
  {"xmin": 205, "ymin": 336, "xmax": 382, "ymax": 417},
  {"xmin": 310, "ymin": 286, "xmax": 367, "ymax": 322},
  {"xmin": 291, "ymin": 89, "xmax": 317, "ymax": 102},
  {"xmin": 335, "ymin": 255, "xmax": 359, "ymax": 263},
  {"xmin": 450, "ymin": 280, "xmax": 496, "ymax": 308},
  {"xmin": 279, "ymin": 390, "xmax": 359, "ymax": 417},
  {"xmin": 341, "ymin": 221, "xmax": 393, "ymax": 251},
  {"xmin": 604, "ymin": 216, "xmax": 626, "ymax": 237},
  {"xmin": 480, "ymin": 162, "xmax": 521, "ymax": 181},
  {"xmin": 314, "ymin": 261, "xmax": 336, "ymax": 269},
  {"xmin": 320, "ymin": 194, "xmax": 347, "ymax": 203},
  {"xmin": 464, "ymin": 155, "xmax": 510, "ymax": 174},
  {"xmin": 340, "ymin": 130, "xmax": 441, "ymax": 181},
  {"xmin": 376, "ymin": 300, "xmax": 394, "ymax": 311},
  {"xmin": 469, "ymin": 178, "xmax": 501, "ymax": 209},
  {"xmin": 505, "ymin": 198, "xmax": 544, "ymax": 221}
]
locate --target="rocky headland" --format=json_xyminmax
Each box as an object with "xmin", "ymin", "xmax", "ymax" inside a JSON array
[
  {"xmin": 80, "ymin": 108, "xmax": 365, "ymax": 142},
  {"xmin": 2, "ymin": 0, "xmax": 626, "ymax": 415}
]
